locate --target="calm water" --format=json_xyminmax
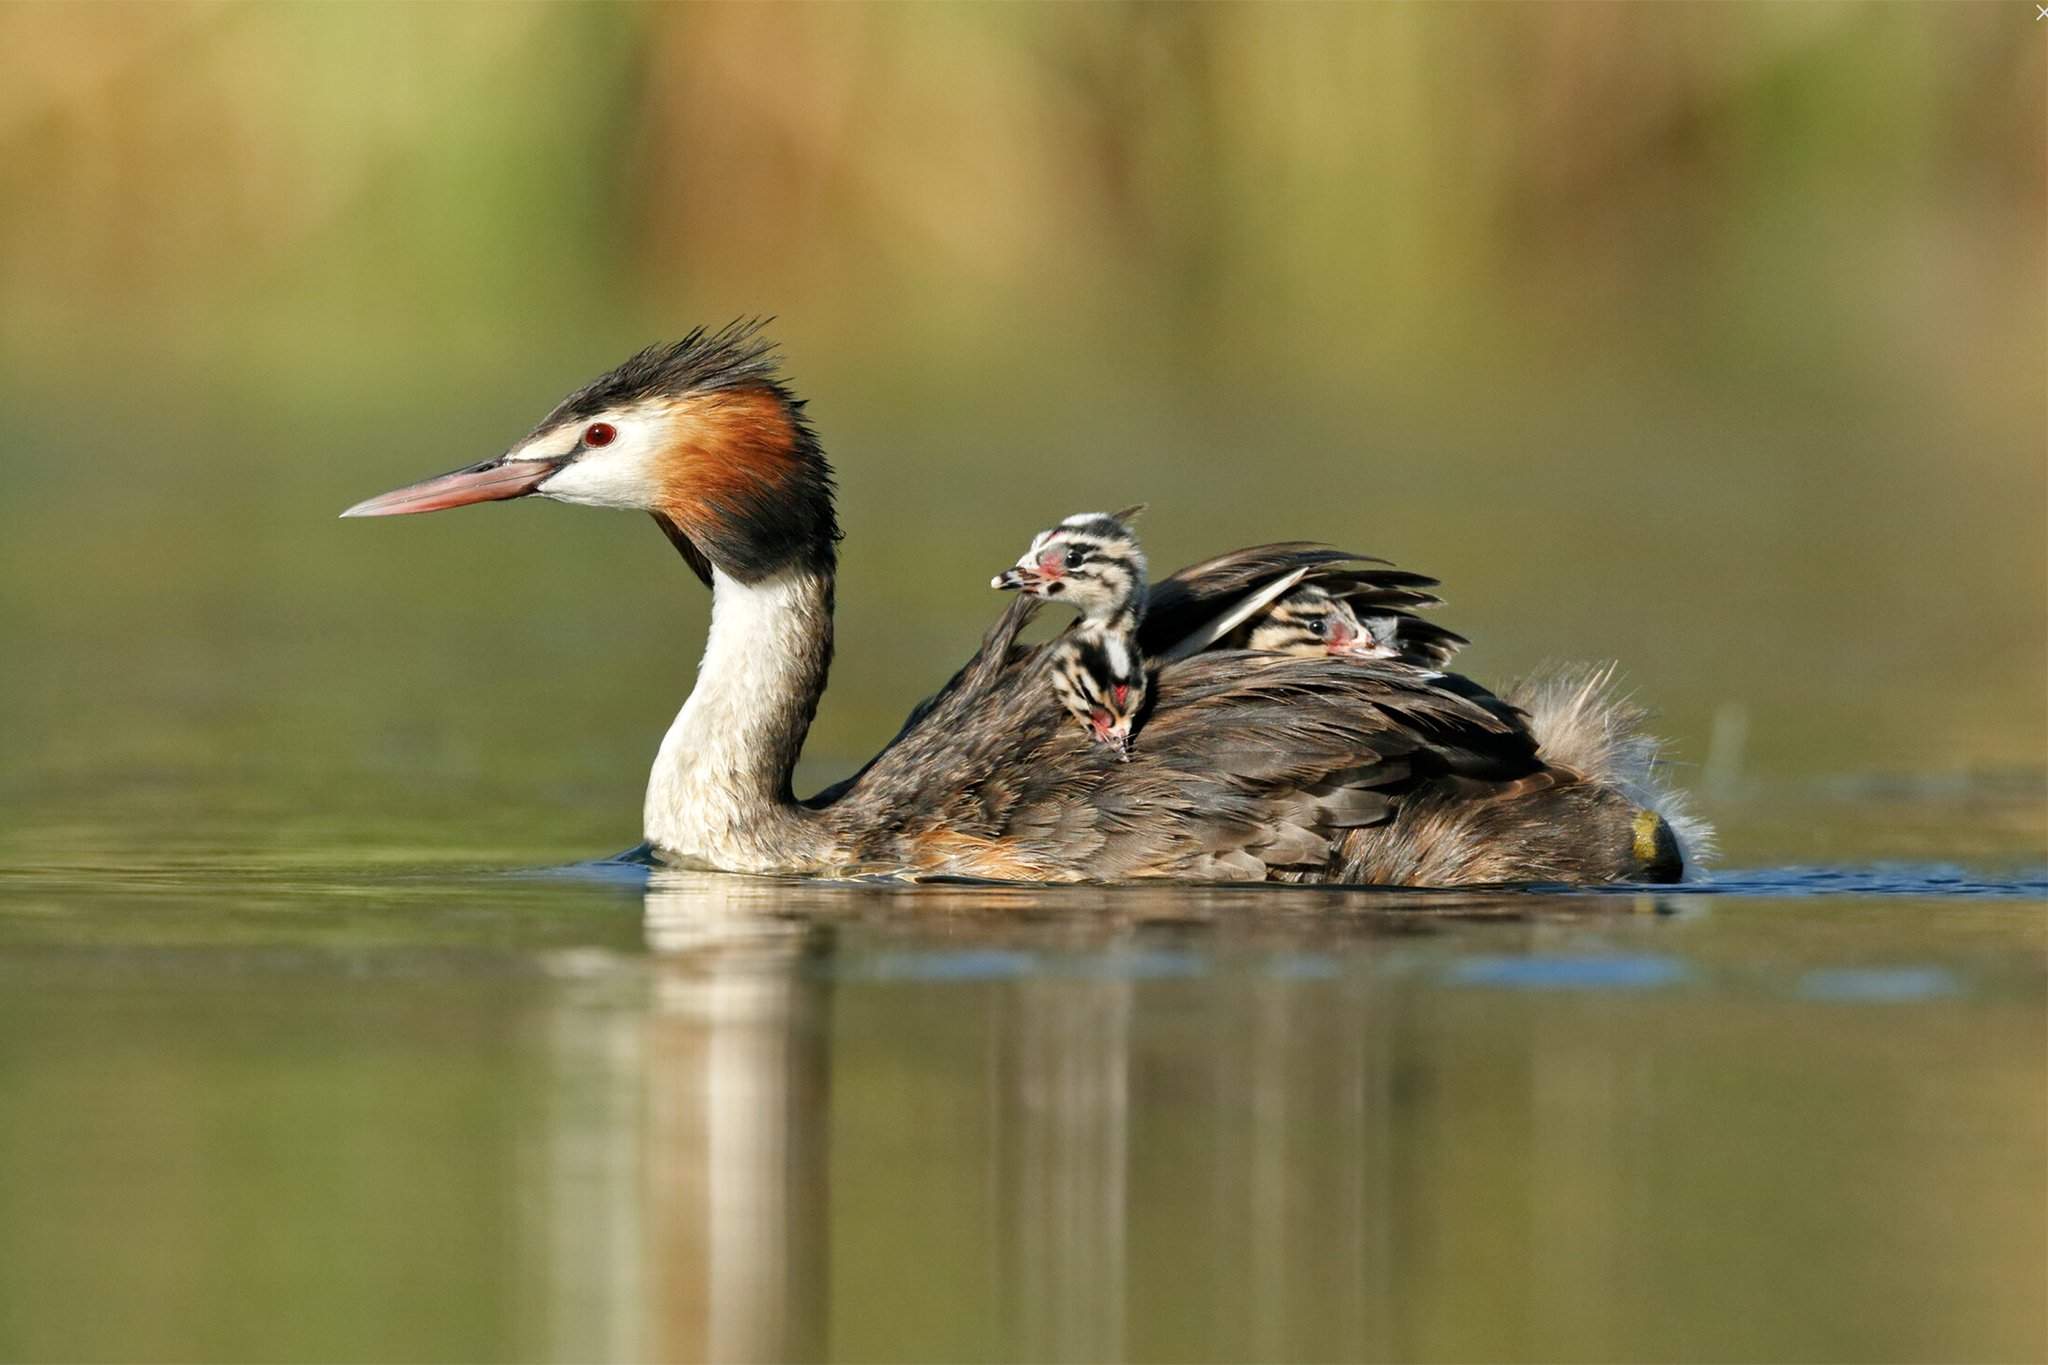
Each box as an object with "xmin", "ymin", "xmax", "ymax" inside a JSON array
[{"xmin": 0, "ymin": 796, "xmax": 2041, "ymax": 1364}]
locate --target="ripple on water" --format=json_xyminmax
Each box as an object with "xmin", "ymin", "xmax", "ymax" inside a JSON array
[
  {"xmin": 533, "ymin": 857, "xmax": 2048, "ymax": 900},
  {"xmin": 1445, "ymin": 954, "xmax": 1693, "ymax": 991},
  {"xmin": 1695, "ymin": 865, "xmax": 2048, "ymax": 898},
  {"xmin": 1796, "ymin": 965, "xmax": 1964, "ymax": 1002}
]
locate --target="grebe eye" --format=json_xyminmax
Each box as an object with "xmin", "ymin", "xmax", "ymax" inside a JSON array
[
  {"xmin": 583, "ymin": 422, "xmax": 617, "ymax": 448},
  {"xmin": 1306, "ymin": 619, "xmax": 1325, "ymax": 636},
  {"xmin": 1065, "ymin": 548, "xmax": 1087, "ymax": 570}
]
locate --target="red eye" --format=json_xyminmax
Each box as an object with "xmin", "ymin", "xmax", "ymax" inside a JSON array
[{"xmin": 583, "ymin": 422, "xmax": 617, "ymax": 448}]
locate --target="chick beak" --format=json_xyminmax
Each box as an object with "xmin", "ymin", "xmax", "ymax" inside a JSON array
[
  {"xmin": 1088, "ymin": 709, "xmax": 1132, "ymax": 760},
  {"xmin": 992, "ymin": 566, "xmax": 1043, "ymax": 593},
  {"xmin": 340, "ymin": 455, "xmax": 569, "ymax": 518},
  {"xmin": 1334, "ymin": 635, "xmax": 1397, "ymax": 660}
]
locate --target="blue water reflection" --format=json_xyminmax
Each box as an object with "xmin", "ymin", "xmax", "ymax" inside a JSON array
[
  {"xmin": 1798, "ymin": 965, "xmax": 1964, "ymax": 1002},
  {"xmin": 1446, "ymin": 954, "xmax": 1693, "ymax": 992}
]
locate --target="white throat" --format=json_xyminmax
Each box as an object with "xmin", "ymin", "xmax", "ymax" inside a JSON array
[{"xmin": 643, "ymin": 564, "xmax": 832, "ymax": 872}]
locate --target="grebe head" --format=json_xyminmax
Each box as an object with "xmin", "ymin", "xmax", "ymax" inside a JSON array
[
  {"xmin": 1049, "ymin": 636, "xmax": 1145, "ymax": 762},
  {"xmin": 1247, "ymin": 584, "xmax": 1401, "ymax": 659},
  {"xmin": 340, "ymin": 320, "xmax": 838, "ymax": 586},
  {"xmin": 991, "ymin": 507, "xmax": 1147, "ymax": 622}
]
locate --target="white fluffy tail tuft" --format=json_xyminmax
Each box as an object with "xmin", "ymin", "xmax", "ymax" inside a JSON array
[{"xmin": 1505, "ymin": 665, "xmax": 1718, "ymax": 877}]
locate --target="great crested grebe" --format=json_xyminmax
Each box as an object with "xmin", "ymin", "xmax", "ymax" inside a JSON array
[
  {"xmin": 992, "ymin": 511, "xmax": 1149, "ymax": 760},
  {"xmin": 342, "ymin": 322, "xmax": 1707, "ymax": 884}
]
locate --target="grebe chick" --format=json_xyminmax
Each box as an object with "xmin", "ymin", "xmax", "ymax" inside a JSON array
[
  {"xmin": 1245, "ymin": 584, "xmax": 1402, "ymax": 660},
  {"xmin": 992, "ymin": 510, "xmax": 1148, "ymax": 759},
  {"xmin": 1052, "ymin": 633, "xmax": 1144, "ymax": 760}
]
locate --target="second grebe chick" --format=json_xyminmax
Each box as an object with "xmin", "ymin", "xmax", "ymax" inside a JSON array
[
  {"xmin": 1050, "ymin": 631, "xmax": 1145, "ymax": 759},
  {"xmin": 992, "ymin": 510, "xmax": 1148, "ymax": 759},
  {"xmin": 1244, "ymin": 584, "xmax": 1402, "ymax": 660}
]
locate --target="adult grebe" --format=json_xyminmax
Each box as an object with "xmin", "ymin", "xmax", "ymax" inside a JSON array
[{"xmin": 342, "ymin": 322, "xmax": 1708, "ymax": 884}]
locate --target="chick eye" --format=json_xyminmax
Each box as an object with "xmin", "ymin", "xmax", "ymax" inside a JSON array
[
  {"xmin": 583, "ymin": 422, "xmax": 617, "ymax": 448},
  {"xmin": 1306, "ymin": 619, "xmax": 1325, "ymax": 636},
  {"xmin": 1065, "ymin": 548, "xmax": 1088, "ymax": 570}
]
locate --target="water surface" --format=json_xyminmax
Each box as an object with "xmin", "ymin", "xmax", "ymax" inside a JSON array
[{"xmin": 0, "ymin": 795, "xmax": 2040, "ymax": 1364}]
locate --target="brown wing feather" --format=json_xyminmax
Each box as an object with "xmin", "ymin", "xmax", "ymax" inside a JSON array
[
  {"xmin": 1141, "ymin": 545, "xmax": 1467, "ymax": 668},
  {"xmin": 817, "ymin": 640, "xmax": 1540, "ymax": 883},
  {"xmin": 1140, "ymin": 544, "xmax": 1379, "ymax": 653},
  {"xmin": 1308, "ymin": 567, "xmax": 1469, "ymax": 667},
  {"xmin": 805, "ymin": 594, "xmax": 1042, "ymax": 809}
]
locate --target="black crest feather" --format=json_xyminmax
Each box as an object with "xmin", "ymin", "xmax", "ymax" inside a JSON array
[{"xmin": 533, "ymin": 318, "xmax": 786, "ymax": 437}]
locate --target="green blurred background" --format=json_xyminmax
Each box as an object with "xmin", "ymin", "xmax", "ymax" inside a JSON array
[
  {"xmin": 1, "ymin": 1, "xmax": 2042, "ymax": 863},
  {"xmin": 0, "ymin": 11, "xmax": 2042, "ymax": 1364}
]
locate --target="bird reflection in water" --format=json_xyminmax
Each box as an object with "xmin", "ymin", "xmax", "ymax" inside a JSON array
[{"xmin": 526, "ymin": 872, "xmax": 1721, "ymax": 1363}]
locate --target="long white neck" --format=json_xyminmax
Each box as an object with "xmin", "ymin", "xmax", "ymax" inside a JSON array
[{"xmin": 644, "ymin": 564, "xmax": 834, "ymax": 873}]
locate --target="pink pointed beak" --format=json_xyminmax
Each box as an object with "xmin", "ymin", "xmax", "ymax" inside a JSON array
[
  {"xmin": 1333, "ymin": 633, "xmax": 1399, "ymax": 660},
  {"xmin": 339, "ymin": 455, "xmax": 568, "ymax": 518}
]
